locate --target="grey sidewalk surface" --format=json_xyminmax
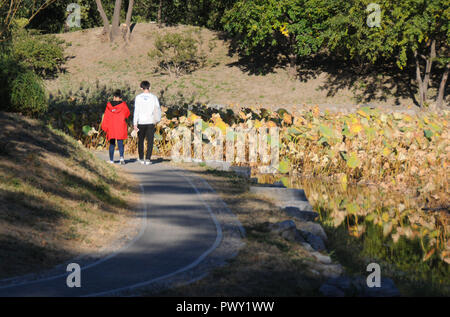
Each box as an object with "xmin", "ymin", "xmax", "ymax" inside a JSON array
[{"xmin": 0, "ymin": 152, "xmax": 245, "ymax": 297}]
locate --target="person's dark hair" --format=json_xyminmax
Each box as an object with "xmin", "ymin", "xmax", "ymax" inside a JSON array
[
  {"xmin": 140, "ymin": 81, "xmax": 151, "ymax": 90},
  {"xmin": 113, "ymin": 89, "xmax": 122, "ymax": 98}
]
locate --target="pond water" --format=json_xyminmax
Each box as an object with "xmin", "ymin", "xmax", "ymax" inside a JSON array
[{"xmin": 253, "ymin": 173, "xmax": 450, "ymax": 296}]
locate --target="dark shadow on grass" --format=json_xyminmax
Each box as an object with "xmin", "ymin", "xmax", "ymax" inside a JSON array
[
  {"xmin": 216, "ymin": 30, "xmax": 444, "ymax": 107},
  {"xmin": 0, "ymin": 188, "xmax": 70, "ymax": 228},
  {"xmin": 160, "ymin": 266, "xmax": 324, "ymax": 297},
  {"xmin": 2, "ymin": 110, "xmax": 138, "ymax": 191},
  {"xmin": 0, "ymin": 160, "xmax": 131, "ymax": 213},
  {"xmin": 0, "ymin": 233, "xmax": 77, "ymax": 280},
  {"xmin": 316, "ymin": 58, "xmax": 421, "ymax": 107},
  {"xmin": 216, "ymin": 31, "xmax": 286, "ymax": 76},
  {"xmin": 0, "ymin": 112, "xmax": 72, "ymax": 159},
  {"xmin": 226, "ymin": 53, "xmax": 281, "ymax": 76},
  {"xmin": 59, "ymin": 169, "xmax": 128, "ymax": 208}
]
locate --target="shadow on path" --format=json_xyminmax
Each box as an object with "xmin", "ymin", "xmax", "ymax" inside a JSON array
[{"xmin": 0, "ymin": 153, "xmax": 244, "ymax": 297}]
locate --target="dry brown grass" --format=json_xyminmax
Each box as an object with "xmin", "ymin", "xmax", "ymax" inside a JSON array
[
  {"xmin": 0, "ymin": 112, "xmax": 140, "ymax": 279},
  {"xmin": 46, "ymin": 23, "xmax": 417, "ymax": 113}
]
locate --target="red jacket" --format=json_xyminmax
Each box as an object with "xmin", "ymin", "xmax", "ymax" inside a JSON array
[{"xmin": 101, "ymin": 101, "xmax": 130, "ymax": 140}]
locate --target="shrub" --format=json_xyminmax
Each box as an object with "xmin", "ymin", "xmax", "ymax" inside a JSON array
[
  {"xmin": 149, "ymin": 32, "xmax": 206, "ymax": 77},
  {"xmin": 11, "ymin": 29, "xmax": 67, "ymax": 78},
  {"xmin": 0, "ymin": 50, "xmax": 21, "ymax": 111},
  {"xmin": 10, "ymin": 70, "xmax": 48, "ymax": 116}
]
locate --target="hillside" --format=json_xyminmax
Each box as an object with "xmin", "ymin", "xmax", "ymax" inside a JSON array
[
  {"xmin": 0, "ymin": 112, "xmax": 139, "ymax": 279},
  {"xmin": 45, "ymin": 23, "xmax": 426, "ymax": 113}
]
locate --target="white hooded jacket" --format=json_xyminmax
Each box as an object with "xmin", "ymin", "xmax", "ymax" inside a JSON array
[{"xmin": 133, "ymin": 92, "xmax": 161, "ymax": 126}]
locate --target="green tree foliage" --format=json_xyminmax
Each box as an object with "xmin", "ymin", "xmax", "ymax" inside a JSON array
[
  {"xmin": 27, "ymin": 0, "xmax": 110, "ymax": 33},
  {"xmin": 146, "ymin": 0, "xmax": 237, "ymax": 29},
  {"xmin": 222, "ymin": 0, "xmax": 331, "ymax": 71},
  {"xmin": 0, "ymin": 0, "xmax": 58, "ymax": 115},
  {"xmin": 22, "ymin": 0, "xmax": 237, "ymax": 33},
  {"xmin": 0, "ymin": 0, "xmax": 56, "ymax": 40},
  {"xmin": 206, "ymin": 0, "xmax": 238, "ymax": 30},
  {"xmin": 11, "ymin": 28, "xmax": 67, "ymax": 78},
  {"xmin": 325, "ymin": 0, "xmax": 449, "ymax": 108},
  {"xmin": 223, "ymin": 0, "xmax": 449, "ymax": 107}
]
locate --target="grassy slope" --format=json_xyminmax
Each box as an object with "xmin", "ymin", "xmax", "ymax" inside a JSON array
[
  {"xmin": 46, "ymin": 24, "xmax": 421, "ymax": 112},
  {"xmin": 0, "ymin": 112, "xmax": 139, "ymax": 279}
]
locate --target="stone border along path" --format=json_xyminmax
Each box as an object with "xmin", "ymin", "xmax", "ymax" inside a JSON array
[
  {"xmin": 0, "ymin": 152, "xmax": 245, "ymax": 297},
  {"xmin": 248, "ymin": 185, "xmax": 344, "ymax": 275}
]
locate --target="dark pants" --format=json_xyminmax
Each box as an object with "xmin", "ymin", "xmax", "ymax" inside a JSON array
[
  {"xmin": 138, "ymin": 124, "xmax": 155, "ymax": 161},
  {"xmin": 109, "ymin": 139, "xmax": 124, "ymax": 161}
]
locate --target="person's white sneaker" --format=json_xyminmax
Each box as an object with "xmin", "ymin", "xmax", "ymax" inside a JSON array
[
  {"xmin": 107, "ymin": 160, "xmax": 114, "ymax": 164},
  {"xmin": 138, "ymin": 159, "xmax": 145, "ymax": 165},
  {"xmin": 145, "ymin": 160, "xmax": 152, "ymax": 166},
  {"xmin": 120, "ymin": 158, "xmax": 126, "ymax": 165}
]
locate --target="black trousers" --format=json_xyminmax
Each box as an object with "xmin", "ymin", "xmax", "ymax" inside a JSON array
[{"xmin": 138, "ymin": 124, "xmax": 155, "ymax": 160}]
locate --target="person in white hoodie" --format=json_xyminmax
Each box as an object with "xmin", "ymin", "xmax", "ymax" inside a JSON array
[{"xmin": 133, "ymin": 81, "xmax": 162, "ymax": 165}]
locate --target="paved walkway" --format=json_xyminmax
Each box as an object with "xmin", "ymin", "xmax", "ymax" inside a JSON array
[{"xmin": 0, "ymin": 153, "xmax": 245, "ymax": 296}]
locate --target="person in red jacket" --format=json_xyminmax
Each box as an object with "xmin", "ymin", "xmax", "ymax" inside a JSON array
[{"xmin": 101, "ymin": 90, "xmax": 130, "ymax": 165}]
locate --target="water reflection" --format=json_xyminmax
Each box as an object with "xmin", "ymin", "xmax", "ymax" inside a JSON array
[{"xmin": 254, "ymin": 173, "xmax": 450, "ymax": 296}]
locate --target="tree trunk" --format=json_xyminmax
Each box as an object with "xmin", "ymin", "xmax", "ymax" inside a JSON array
[
  {"xmin": 95, "ymin": 0, "xmax": 111, "ymax": 40},
  {"xmin": 422, "ymin": 39, "xmax": 436, "ymax": 104},
  {"xmin": 288, "ymin": 53, "xmax": 297, "ymax": 77},
  {"xmin": 414, "ymin": 51, "xmax": 425, "ymax": 107},
  {"xmin": 436, "ymin": 63, "xmax": 449, "ymax": 109},
  {"xmin": 111, "ymin": 0, "xmax": 122, "ymax": 41},
  {"xmin": 158, "ymin": 0, "xmax": 163, "ymax": 28},
  {"xmin": 287, "ymin": 35, "xmax": 297, "ymax": 78},
  {"xmin": 125, "ymin": 0, "xmax": 134, "ymax": 42}
]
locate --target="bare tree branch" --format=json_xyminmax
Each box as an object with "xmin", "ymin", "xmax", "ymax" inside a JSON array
[
  {"xmin": 414, "ymin": 50, "xmax": 425, "ymax": 107},
  {"xmin": 436, "ymin": 63, "xmax": 449, "ymax": 109},
  {"xmin": 422, "ymin": 39, "xmax": 436, "ymax": 104}
]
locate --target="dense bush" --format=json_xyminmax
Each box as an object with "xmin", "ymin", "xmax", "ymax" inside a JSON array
[
  {"xmin": 11, "ymin": 29, "xmax": 67, "ymax": 78},
  {"xmin": 10, "ymin": 70, "xmax": 48, "ymax": 116},
  {"xmin": 149, "ymin": 31, "xmax": 206, "ymax": 77},
  {"xmin": 0, "ymin": 50, "xmax": 20, "ymax": 111},
  {"xmin": 0, "ymin": 26, "xmax": 66, "ymax": 115}
]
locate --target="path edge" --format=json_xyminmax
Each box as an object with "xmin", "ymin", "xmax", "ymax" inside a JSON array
[{"xmin": 88, "ymin": 166, "xmax": 246, "ymax": 297}]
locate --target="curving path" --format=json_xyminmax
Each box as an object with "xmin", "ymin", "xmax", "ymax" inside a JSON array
[{"xmin": 0, "ymin": 153, "xmax": 245, "ymax": 297}]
